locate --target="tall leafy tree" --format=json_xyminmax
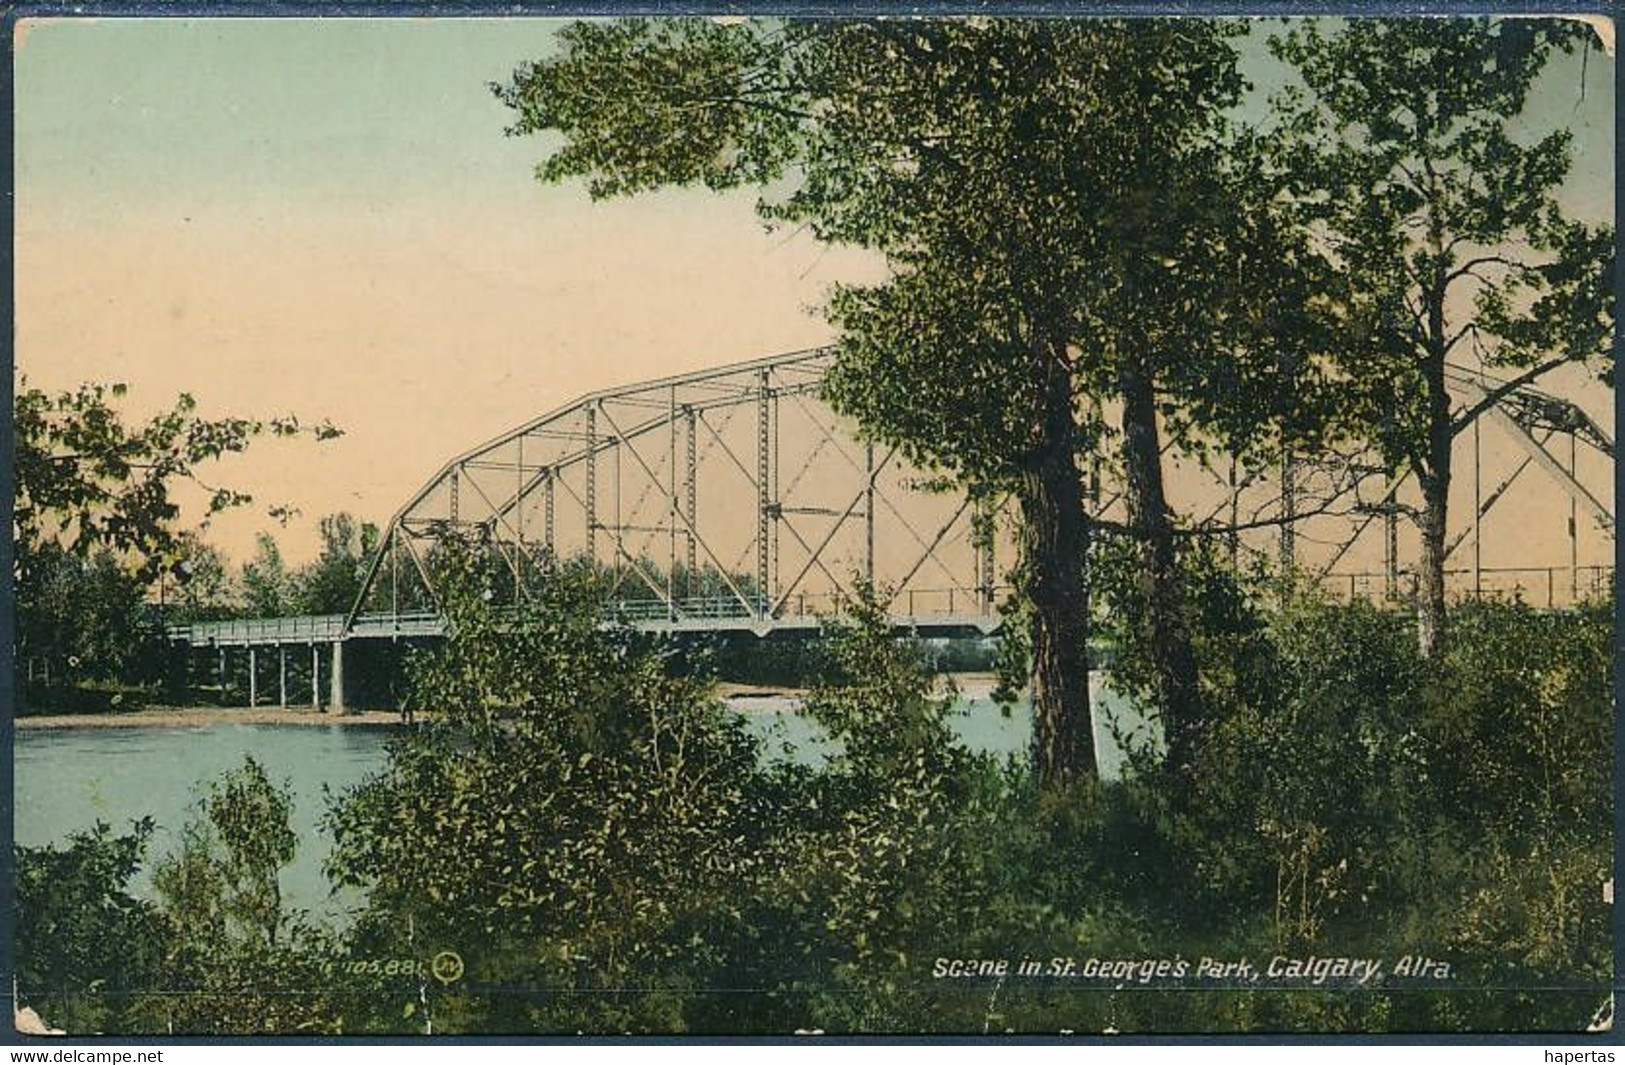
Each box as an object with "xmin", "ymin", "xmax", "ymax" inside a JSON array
[
  {"xmin": 496, "ymin": 17, "xmax": 1325, "ymax": 783},
  {"xmin": 16, "ymin": 544, "xmax": 149, "ymax": 685},
  {"xmin": 144, "ymin": 758, "xmax": 344, "ymax": 1035},
  {"xmin": 295, "ymin": 513, "xmax": 380, "ymax": 615},
  {"xmin": 240, "ymin": 532, "xmax": 295, "ymax": 617},
  {"xmin": 163, "ymin": 533, "xmax": 238, "ymax": 624},
  {"xmin": 1271, "ymin": 18, "xmax": 1614, "ymax": 655},
  {"xmin": 14, "ymin": 820, "xmax": 167, "ymax": 1033},
  {"xmin": 155, "ymin": 756, "xmax": 299, "ymax": 950}
]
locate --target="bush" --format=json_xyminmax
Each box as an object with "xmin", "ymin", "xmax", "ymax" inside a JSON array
[
  {"xmin": 137, "ymin": 757, "xmax": 345, "ymax": 1035},
  {"xmin": 18, "ymin": 539, "xmax": 1612, "ymax": 1034},
  {"xmin": 326, "ymin": 543, "xmax": 780, "ymax": 1032},
  {"xmin": 14, "ymin": 821, "xmax": 167, "ymax": 1034}
]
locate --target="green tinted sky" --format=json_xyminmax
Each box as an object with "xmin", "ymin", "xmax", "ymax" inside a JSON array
[
  {"xmin": 18, "ymin": 17, "xmax": 1613, "ymax": 217},
  {"xmin": 18, "ymin": 18, "xmax": 569, "ymax": 209}
]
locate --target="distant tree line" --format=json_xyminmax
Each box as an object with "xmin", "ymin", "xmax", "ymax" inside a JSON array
[
  {"xmin": 16, "ymin": 515, "xmax": 377, "ymax": 696},
  {"xmin": 13, "ymin": 375, "xmax": 352, "ymax": 698}
]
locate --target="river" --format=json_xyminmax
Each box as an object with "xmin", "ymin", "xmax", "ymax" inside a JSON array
[{"xmin": 14, "ymin": 679, "xmax": 1150, "ymax": 923}]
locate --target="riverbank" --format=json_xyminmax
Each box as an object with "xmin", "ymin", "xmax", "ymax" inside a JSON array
[
  {"xmin": 16, "ymin": 706, "xmax": 405, "ymax": 730},
  {"xmin": 17, "ymin": 688, "xmax": 796, "ymax": 729},
  {"xmin": 16, "ymin": 674, "xmax": 1004, "ymax": 730}
]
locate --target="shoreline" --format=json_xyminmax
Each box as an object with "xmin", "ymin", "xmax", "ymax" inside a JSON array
[
  {"xmin": 17, "ymin": 674, "xmax": 1004, "ymax": 731},
  {"xmin": 16, "ymin": 707, "xmax": 406, "ymax": 730}
]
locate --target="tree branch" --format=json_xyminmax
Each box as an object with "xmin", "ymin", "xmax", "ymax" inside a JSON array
[
  {"xmin": 1448, "ymin": 354, "xmax": 1573, "ymax": 438},
  {"xmin": 1442, "ymin": 253, "xmax": 1529, "ymax": 290}
]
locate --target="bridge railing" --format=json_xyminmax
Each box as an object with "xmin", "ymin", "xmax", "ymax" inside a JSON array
[
  {"xmin": 169, "ymin": 595, "xmax": 1010, "ymax": 646},
  {"xmin": 168, "ymin": 567, "xmax": 1607, "ymax": 648},
  {"xmin": 167, "ymin": 614, "xmax": 349, "ymax": 645},
  {"xmin": 1323, "ymin": 564, "xmax": 1613, "ymax": 610},
  {"xmin": 611, "ymin": 596, "xmax": 760, "ymax": 622},
  {"xmin": 347, "ymin": 611, "xmax": 447, "ymax": 638},
  {"xmin": 607, "ymin": 587, "xmax": 1017, "ymax": 623}
]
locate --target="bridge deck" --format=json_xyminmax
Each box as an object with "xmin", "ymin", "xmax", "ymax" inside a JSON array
[{"xmin": 166, "ymin": 608, "xmax": 1004, "ymax": 647}]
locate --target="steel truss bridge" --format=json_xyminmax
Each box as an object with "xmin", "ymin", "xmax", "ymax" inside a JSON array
[{"xmin": 167, "ymin": 346, "xmax": 1613, "ymax": 710}]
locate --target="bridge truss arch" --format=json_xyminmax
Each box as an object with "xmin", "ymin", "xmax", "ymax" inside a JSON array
[
  {"xmin": 349, "ymin": 348, "xmax": 1008, "ymax": 636},
  {"xmin": 347, "ymin": 347, "xmax": 1614, "ymax": 637}
]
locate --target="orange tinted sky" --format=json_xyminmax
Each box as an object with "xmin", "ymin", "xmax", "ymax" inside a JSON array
[
  {"xmin": 17, "ymin": 18, "xmax": 885, "ymax": 564},
  {"xmin": 15, "ymin": 17, "xmax": 1614, "ymax": 571}
]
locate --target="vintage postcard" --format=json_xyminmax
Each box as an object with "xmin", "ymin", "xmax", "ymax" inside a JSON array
[{"xmin": 9, "ymin": 10, "xmax": 1615, "ymax": 1040}]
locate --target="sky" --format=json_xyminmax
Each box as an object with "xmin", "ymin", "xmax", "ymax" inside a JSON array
[
  {"xmin": 14, "ymin": 16, "xmax": 1616, "ymax": 571},
  {"xmin": 15, "ymin": 17, "xmax": 885, "ymax": 565}
]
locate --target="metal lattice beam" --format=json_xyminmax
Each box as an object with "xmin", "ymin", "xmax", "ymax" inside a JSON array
[{"xmin": 345, "ymin": 348, "xmax": 1613, "ymax": 633}]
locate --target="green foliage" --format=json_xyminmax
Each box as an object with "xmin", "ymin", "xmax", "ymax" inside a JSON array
[
  {"xmin": 497, "ymin": 10, "xmax": 1341, "ymax": 484},
  {"xmin": 497, "ymin": 17, "xmax": 1351, "ymax": 785},
  {"xmin": 14, "ymin": 379, "xmax": 340, "ymax": 703},
  {"xmin": 15, "ymin": 379, "xmax": 339, "ymax": 583},
  {"xmin": 757, "ymin": 596, "xmax": 1054, "ymax": 1031},
  {"xmin": 1181, "ymin": 598, "xmax": 1427, "ymax": 939},
  {"xmin": 1426, "ymin": 599, "xmax": 1612, "ymax": 845},
  {"xmin": 326, "ymin": 541, "xmax": 776, "ymax": 1032},
  {"xmin": 16, "ymin": 559, "xmax": 1611, "ymax": 1035},
  {"xmin": 1272, "ymin": 15, "xmax": 1614, "ymax": 437},
  {"xmin": 240, "ymin": 533, "xmax": 295, "ymax": 617},
  {"xmin": 169, "ymin": 511, "xmax": 381, "ymax": 623},
  {"xmin": 14, "ymin": 17, "xmax": 1613, "ymax": 1035},
  {"xmin": 163, "ymin": 533, "xmax": 238, "ymax": 623},
  {"xmin": 501, "ymin": 19, "xmax": 802, "ymax": 199},
  {"xmin": 1269, "ymin": 18, "xmax": 1614, "ymax": 653},
  {"xmin": 13, "ymin": 821, "xmax": 167, "ymax": 1033},
  {"xmin": 803, "ymin": 589, "xmax": 958, "ymax": 776},
  {"xmin": 158, "ymin": 757, "xmax": 298, "ymax": 948},
  {"xmin": 1419, "ymin": 600, "xmax": 1613, "ymax": 989},
  {"xmin": 142, "ymin": 758, "xmax": 344, "ymax": 1035},
  {"xmin": 294, "ymin": 513, "xmax": 380, "ymax": 615},
  {"xmin": 16, "ymin": 543, "xmax": 153, "ymax": 688},
  {"xmin": 1172, "ymin": 593, "xmax": 1608, "ymax": 1028}
]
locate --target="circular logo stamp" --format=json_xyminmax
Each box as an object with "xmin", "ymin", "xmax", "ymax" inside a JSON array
[{"xmin": 430, "ymin": 950, "xmax": 465, "ymax": 986}]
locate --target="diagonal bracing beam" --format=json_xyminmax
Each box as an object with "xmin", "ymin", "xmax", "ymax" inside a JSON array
[
  {"xmin": 592, "ymin": 404, "xmax": 761, "ymax": 617},
  {"xmin": 1474, "ymin": 388, "xmax": 1614, "ymax": 533}
]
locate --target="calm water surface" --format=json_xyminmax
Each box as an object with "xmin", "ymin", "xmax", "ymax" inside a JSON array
[{"xmin": 15, "ymin": 680, "xmax": 1148, "ymax": 921}]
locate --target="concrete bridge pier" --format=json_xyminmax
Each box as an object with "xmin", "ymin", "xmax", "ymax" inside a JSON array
[
  {"xmin": 162, "ymin": 639, "xmax": 190, "ymax": 703},
  {"xmin": 330, "ymin": 639, "xmax": 348, "ymax": 715}
]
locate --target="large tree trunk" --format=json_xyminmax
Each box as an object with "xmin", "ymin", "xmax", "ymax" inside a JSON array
[
  {"xmin": 1415, "ymin": 350, "xmax": 1453, "ymax": 658},
  {"xmin": 1117, "ymin": 360, "xmax": 1202, "ymax": 780},
  {"xmin": 1020, "ymin": 342, "xmax": 1095, "ymax": 786}
]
